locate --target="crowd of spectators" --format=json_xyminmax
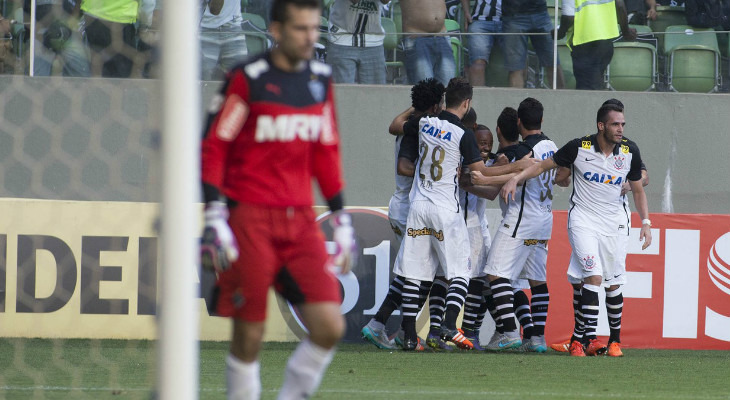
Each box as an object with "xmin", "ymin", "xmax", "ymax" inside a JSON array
[{"xmin": 0, "ymin": 0, "xmax": 728, "ymax": 91}]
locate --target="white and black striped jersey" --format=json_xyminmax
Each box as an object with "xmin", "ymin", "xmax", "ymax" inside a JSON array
[
  {"xmin": 497, "ymin": 133, "xmax": 558, "ymax": 240},
  {"xmin": 328, "ymin": 0, "xmax": 385, "ymax": 47},
  {"xmin": 410, "ymin": 111, "xmax": 482, "ymax": 213},
  {"xmin": 471, "ymin": 0, "xmax": 502, "ymax": 21},
  {"xmin": 554, "ymin": 134, "xmax": 644, "ymax": 236}
]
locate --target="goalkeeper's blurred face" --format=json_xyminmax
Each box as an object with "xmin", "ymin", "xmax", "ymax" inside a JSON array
[{"xmin": 270, "ymin": 4, "xmax": 321, "ymax": 63}]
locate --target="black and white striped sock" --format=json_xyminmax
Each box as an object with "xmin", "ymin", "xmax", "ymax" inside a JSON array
[
  {"xmin": 400, "ymin": 278, "xmax": 422, "ymax": 341},
  {"xmin": 580, "ymin": 284, "xmax": 601, "ymax": 342},
  {"xmin": 482, "ymin": 285, "xmax": 503, "ymax": 333},
  {"xmin": 443, "ymin": 277, "xmax": 469, "ymax": 331},
  {"xmin": 418, "ymin": 280, "xmax": 433, "ymax": 309},
  {"xmin": 606, "ymin": 287, "xmax": 623, "ymax": 344},
  {"xmin": 428, "ymin": 278, "xmax": 448, "ymax": 335},
  {"xmin": 374, "ymin": 275, "xmax": 405, "ymax": 325},
  {"xmin": 488, "ymin": 277, "xmax": 517, "ymax": 332},
  {"xmin": 530, "ymin": 283, "xmax": 549, "ymax": 337},
  {"xmin": 461, "ymin": 278, "xmax": 485, "ymax": 335},
  {"xmin": 571, "ymin": 287, "xmax": 584, "ymax": 342},
  {"xmin": 513, "ymin": 289, "xmax": 534, "ymax": 339}
]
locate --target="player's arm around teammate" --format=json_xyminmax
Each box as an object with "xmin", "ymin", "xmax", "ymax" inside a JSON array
[{"xmin": 501, "ymin": 152, "xmax": 651, "ymax": 255}]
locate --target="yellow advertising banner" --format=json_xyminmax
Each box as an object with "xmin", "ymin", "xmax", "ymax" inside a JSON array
[{"xmin": 0, "ymin": 199, "xmax": 298, "ymax": 342}]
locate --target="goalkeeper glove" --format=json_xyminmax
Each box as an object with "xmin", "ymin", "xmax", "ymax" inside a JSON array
[
  {"xmin": 330, "ymin": 211, "xmax": 357, "ymax": 274},
  {"xmin": 200, "ymin": 201, "xmax": 239, "ymax": 272}
]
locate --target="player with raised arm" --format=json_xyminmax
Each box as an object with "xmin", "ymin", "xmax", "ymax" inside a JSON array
[
  {"xmin": 361, "ymin": 78, "xmax": 445, "ymax": 350},
  {"xmin": 394, "ymin": 78, "xmax": 535, "ymax": 351},
  {"xmin": 468, "ymin": 98, "xmax": 557, "ymax": 352},
  {"xmin": 499, "ymin": 103, "xmax": 652, "ymax": 357},
  {"xmin": 199, "ymin": 0, "xmax": 356, "ymax": 398},
  {"xmin": 550, "ymin": 99, "xmax": 649, "ymax": 356}
]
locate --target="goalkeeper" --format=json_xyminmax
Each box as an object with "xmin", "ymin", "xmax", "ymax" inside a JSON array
[{"xmin": 199, "ymin": 0, "xmax": 356, "ymax": 398}]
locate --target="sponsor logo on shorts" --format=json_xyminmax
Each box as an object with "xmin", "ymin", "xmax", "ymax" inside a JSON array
[
  {"xmin": 390, "ymin": 223, "xmax": 403, "ymax": 237},
  {"xmin": 583, "ymin": 255, "xmax": 595, "ymax": 270},
  {"xmin": 523, "ymin": 239, "xmax": 548, "ymax": 246},
  {"xmin": 407, "ymin": 227, "xmax": 444, "ymax": 241},
  {"xmin": 503, "ymin": 223, "xmax": 510, "ymax": 229}
]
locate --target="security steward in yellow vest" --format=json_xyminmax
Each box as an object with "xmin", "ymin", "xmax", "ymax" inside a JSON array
[
  {"xmin": 556, "ymin": 0, "xmax": 637, "ymax": 89},
  {"xmin": 80, "ymin": 0, "xmax": 154, "ymax": 77}
]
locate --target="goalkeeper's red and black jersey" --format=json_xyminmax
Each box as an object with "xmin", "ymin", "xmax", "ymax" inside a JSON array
[{"xmin": 201, "ymin": 52, "xmax": 344, "ymax": 208}]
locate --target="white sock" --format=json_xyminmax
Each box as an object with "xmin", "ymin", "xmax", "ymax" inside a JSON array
[
  {"xmin": 226, "ymin": 353, "xmax": 261, "ymax": 400},
  {"xmin": 277, "ymin": 339, "xmax": 335, "ymax": 400}
]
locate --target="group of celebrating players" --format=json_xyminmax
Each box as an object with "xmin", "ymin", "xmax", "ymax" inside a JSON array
[
  {"xmin": 361, "ymin": 77, "xmax": 651, "ymax": 357},
  {"xmin": 198, "ymin": 0, "xmax": 652, "ymax": 397}
]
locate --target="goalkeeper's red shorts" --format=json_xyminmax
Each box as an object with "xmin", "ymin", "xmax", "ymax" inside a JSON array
[{"xmin": 213, "ymin": 203, "xmax": 342, "ymax": 322}]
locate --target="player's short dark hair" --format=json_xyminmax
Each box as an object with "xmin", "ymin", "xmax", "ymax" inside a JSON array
[
  {"xmin": 498, "ymin": 107, "xmax": 519, "ymax": 143},
  {"xmin": 602, "ymin": 98, "xmax": 625, "ymax": 111},
  {"xmin": 271, "ymin": 0, "xmax": 320, "ymax": 24},
  {"xmin": 597, "ymin": 103, "xmax": 624, "ymax": 124},
  {"xmin": 462, "ymin": 107, "xmax": 477, "ymax": 127},
  {"xmin": 411, "ymin": 78, "xmax": 445, "ymax": 112},
  {"xmin": 517, "ymin": 97, "xmax": 543, "ymax": 131},
  {"xmin": 476, "ymin": 124, "xmax": 490, "ymax": 132},
  {"xmin": 444, "ymin": 77, "xmax": 472, "ymax": 109}
]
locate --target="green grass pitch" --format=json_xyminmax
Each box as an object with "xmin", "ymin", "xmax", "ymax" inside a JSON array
[{"xmin": 0, "ymin": 339, "xmax": 728, "ymax": 399}]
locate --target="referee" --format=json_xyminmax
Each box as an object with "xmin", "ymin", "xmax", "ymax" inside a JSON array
[{"xmin": 499, "ymin": 102, "xmax": 652, "ymax": 357}]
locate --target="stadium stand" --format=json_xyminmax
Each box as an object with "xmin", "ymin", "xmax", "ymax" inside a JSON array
[
  {"xmin": 381, "ymin": 16, "xmax": 405, "ymax": 84},
  {"xmin": 650, "ymin": 5, "xmax": 688, "ymax": 50},
  {"xmin": 607, "ymin": 41, "xmax": 657, "ymax": 91},
  {"xmin": 556, "ymin": 38, "xmax": 577, "ymax": 89},
  {"xmin": 664, "ymin": 25, "xmax": 721, "ymax": 92}
]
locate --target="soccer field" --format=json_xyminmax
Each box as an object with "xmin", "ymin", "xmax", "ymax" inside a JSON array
[{"xmin": 0, "ymin": 339, "xmax": 728, "ymax": 399}]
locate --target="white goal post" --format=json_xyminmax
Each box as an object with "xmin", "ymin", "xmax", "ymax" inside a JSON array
[{"xmin": 158, "ymin": 0, "xmax": 201, "ymax": 399}]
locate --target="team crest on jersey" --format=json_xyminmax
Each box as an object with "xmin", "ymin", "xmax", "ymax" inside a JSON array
[
  {"xmin": 613, "ymin": 155, "xmax": 625, "ymax": 170},
  {"xmin": 308, "ymin": 78, "xmax": 325, "ymax": 102},
  {"xmin": 621, "ymin": 144, "xmax": 630, "ymax": 154},
  {"xmin": 582, "ymin": 140, "xmax": 592, "ymax": 149},
  {"xmin": 583, "ymin": 255, "xmax": 595, "ymax": 270}
]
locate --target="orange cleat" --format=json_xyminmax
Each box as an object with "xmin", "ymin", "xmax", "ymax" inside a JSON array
[
  {"xmin": 440, "ymin": 328, "xmax": 474, "ymax": 350},
  {"xmin": 569, "ymin": 340, "xmax": 586, "ymax": 357},
  {"xmin": 585, "ymin": 338, "xmax": 608, "ymax": 356},
  {"xmin": 607, "ymin": 342, "xmax": 623, "ymax": 357},
  {"xmin": 550, "ymin": 339, "xmax": 571, "ymax": 353}
]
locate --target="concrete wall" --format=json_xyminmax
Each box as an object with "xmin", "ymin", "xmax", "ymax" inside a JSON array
[
  {"xmin": 331, "ymin": 85, "xmax": 730, "ymax": 215},
  {"xmin": 1, "ymin": 76, "xmax": 728, "ymax": 214}
]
